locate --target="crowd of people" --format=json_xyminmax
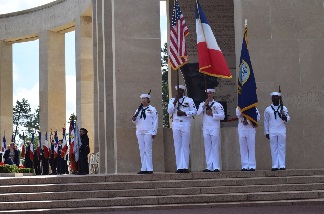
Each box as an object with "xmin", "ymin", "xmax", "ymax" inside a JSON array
[
  {"xmin": 132, "ymin": 85, "xmax": 290, "ymax": 174},
  {"xmin": 1, "ymin": 127, "xmax": 90, "ymax": 175}
]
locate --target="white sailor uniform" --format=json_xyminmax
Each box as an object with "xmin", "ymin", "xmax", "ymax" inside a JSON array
[
  {"xmin": 236, "ymin": 107, "xmax": 260, "ymax": 170},
  {"xmin": 168, "ymin": 96, "xmax": 197, "ymax": 170},
  {"xmin": 197, "ymin": 100, "xmax": 225, "ymax": 171},
  {"xmin": 264, "ymin": 104, "xmax": 290, "ymax": 169},
  {"xmin": 132, "ymin": 105, "xmax": 158, "ymax": 172}
]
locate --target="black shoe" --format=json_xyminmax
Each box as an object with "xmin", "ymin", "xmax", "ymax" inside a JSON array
[
  {"xmin": 241, "ymin": 168, "xmax": 248, "ymax": 171},
  {"xmin": 147, "ymin": 171, "xmax": 153, "ymax": 174},
  {"xmin": 203, "ymin": 169, "xmax": 212, "ymax": 172},
  {"xmin": 214, "ymin": 169, "xmax": 220, "ymax": 172},
  {"xmin": 137, "ymin": 171, "xmax": 146, "ymax": 174},
  {"xmin": 279, "ymin": 168, "xmax": 286, "ymax": 170},
  {"xmin": 183, "ymin": 169, "xmax": 190, "ymax": 173},
  {"xmin": 175, "ymin": 169, "xmax": 183, "ymax": 173},
  {"xmin": 249, "ymin": 168, "xmax": 255, "ymax": 171},
  {"xmin": 271, "ymin": 168, "xmax": 279, "ymax": 171}
]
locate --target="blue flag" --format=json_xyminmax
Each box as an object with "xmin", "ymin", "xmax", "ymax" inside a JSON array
[{"xmin": 238, "ymin": 27, "xmax": 258, "ymax": 127}]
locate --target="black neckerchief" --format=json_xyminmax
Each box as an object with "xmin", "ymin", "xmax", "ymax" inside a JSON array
[
  {"xmin": 206, "ymin": 101, "xmax": 215, "ymax": 111},
  {"xmin": 140, "ymin": 106, "xmax": 149, "ymax": 119},
  {"xmin": 179, "ymin": 96, "xmax": 186, "ymax": 107},
  {"xmin": 271, "ymin": 105, "xmax": 282, "ymax": 119}
]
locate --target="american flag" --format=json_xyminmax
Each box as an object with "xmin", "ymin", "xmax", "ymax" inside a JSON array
[{"xmin": 169, "ymin": 0, "xmax": 189, "ymax": 70}]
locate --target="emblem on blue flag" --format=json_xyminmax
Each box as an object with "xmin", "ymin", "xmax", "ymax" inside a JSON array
[{"xmin": 239, "ymin": 60, "xmax": 250, "ymax": 85}]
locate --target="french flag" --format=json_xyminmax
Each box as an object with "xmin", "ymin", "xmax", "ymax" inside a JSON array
[
  {"xmin": 195, "ymin": 1, "xmax": 232, "ymax": 78},
  {"xmin": 43, "ymin": 132, "xmax": 49, "ymax": 159},
  {"xmin": 37, "ymin": 131, "xmax": 41, "ymax": 159},
  {"xmin": 54, "ymin": 131, "xmax": 58, "ymax": 158},
  {"xmin": 61, "ymin": 127, "xmax": 67, "ymax": 158},
  {"xmin": 30, "ymin": 133, "xmax": 34, "ymax": 161}
]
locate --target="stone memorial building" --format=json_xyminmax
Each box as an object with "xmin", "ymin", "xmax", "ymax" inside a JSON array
[{"xmin": 0, "ymin": 0, "xmax": 323, "ymax": 174}]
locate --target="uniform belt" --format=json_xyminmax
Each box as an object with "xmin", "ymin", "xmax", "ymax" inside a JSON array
[{"xmin": 174, "ymin": 119, "xmax": 184, "ymax": 122}]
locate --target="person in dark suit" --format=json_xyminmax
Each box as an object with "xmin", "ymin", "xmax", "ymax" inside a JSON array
[
  {"xmin": 78, "ymin": 128, "xmax": 90, "ymax": 175},
  {"xmin": 4, "ymin": 142, "xmax": 19, "ymax": 166},
  {"xmin": 34, "ymin": 149, "xmax": 41, "ymax": 175},
  {"xmin": 49, "ymin": 140, "xmax": 57, "ymax": 175},
  {"xmin": 41, "ymin": 146, "xmax": 49, "ymax": 175},
  {"xmin": 24, "ymin": 141, "xmax": 33, "ymax": 169},
  {"xmin": 57, "ymin": 140, "xmax": 65, "ymax": 174}
]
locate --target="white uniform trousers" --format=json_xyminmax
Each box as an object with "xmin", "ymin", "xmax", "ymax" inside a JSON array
[
  {"xmin": 203, "ymin": 129, "xmax": 220, "ymax": 170},
  {"xmin": 172, "ymin": 123, "xmax": 191, "ymax": 170},
  {"xmin": 269, "ymin": 133, "xmax": 286, "ymax": 169},
  {"xmin": 238, "ymin": 129, "xmax": 256, "ymax": 169},
  {"xmin": 136, "ymin": 131, "xmax": 153, "ymax": 171}
]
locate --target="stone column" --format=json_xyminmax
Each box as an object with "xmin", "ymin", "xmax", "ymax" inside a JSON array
[
  {"xmin": 75, "ymin": 15, "xmax": 94, "ymax": 153},
  {"xmin": 92, "ymin": 0, "xmax": 99, "ymax": 154},
  {"xmin": 0, "ymin": 41, "xmax": 13, "ymax": 143},
  {"xmin": 93, "ymin": 0, "xmax": 109, "ymax": 173},
  {"xmin": 102, "ymin": 0, "xmax": 115, "ymax": 173},
  {"xmin": 112, "ymin": 0, "xmax": 163, "ymax": 173},
  {"xmin": 39, "ymin": 31, "xmax": 66, "ymax": 134},
  {"xmin": 93, "ymin": 0, "xmax": 162, "ymax": 173}
]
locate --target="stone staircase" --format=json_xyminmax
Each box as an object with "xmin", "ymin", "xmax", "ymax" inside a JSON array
[{"xmin": 1, "ymin": 169, "xmax": 324, "ymax": 213}]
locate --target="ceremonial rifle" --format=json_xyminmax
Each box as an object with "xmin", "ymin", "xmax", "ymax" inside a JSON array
[
  {"xmin": 279, "ymin": 86, "xmax": 284, "ymax": 114},
  {"xmin": 133, "ymin": 89, "xmax": 151, "ymax": 118}
]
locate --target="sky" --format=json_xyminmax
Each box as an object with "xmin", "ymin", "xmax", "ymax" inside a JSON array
[{"xmin": 0, "ymin": 0, "xmax": 167, "ymax": 125}]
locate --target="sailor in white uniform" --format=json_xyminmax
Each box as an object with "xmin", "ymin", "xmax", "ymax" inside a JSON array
[
  {"xmin": 236, "ymin": 107, "xmax": 260, "ymax": 171},
  {"xmin": 264, "ymin": 92, "xmax": 290, "ymax": 171},
  {"xmin": 197, "ymin": 89, "xmax": 225, "ymax": 172},
  {"xmin": 168, "ymin": 85, "xmax": 197, "ymax": 173},
  {"xmin": 132, "ymin": 93, "xmax": 158, "ymax": 174}
]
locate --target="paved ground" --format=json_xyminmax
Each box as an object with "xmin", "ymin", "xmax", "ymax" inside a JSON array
[{"xmin": 92, "ymin": 204, "xmax": 324, "ymax": 214}]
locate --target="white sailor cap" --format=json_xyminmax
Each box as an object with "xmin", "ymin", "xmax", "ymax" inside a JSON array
[
  {"xmin": 270, "ymin": 92, "xmax": 281, "ymax": 96},
  {"xmin": 206, "ymin": 89, "xmax": 215, "ymax": 93},
  {"xmin": 175, "ymin": 85, "xmax": 186, "ymax": 90},
  {"xmin": 140, "ymin": 94, "xmax": 151, "ymax": 99}
]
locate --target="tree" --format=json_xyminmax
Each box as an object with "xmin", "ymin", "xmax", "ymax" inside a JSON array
[
  {"xmin": 13, "ymin": 99, "xmax": 31, "ymax": 140},
  {"xmin": 161, "ymin": 42, "xmax": 169, "ymax": 128},
  {"xmin": 13, "ymin": 99, "xmax": 39, "ymax": 147},
  {"xmin": 25, "ymin": 107, "xmax": 40, "ymax": 133}
]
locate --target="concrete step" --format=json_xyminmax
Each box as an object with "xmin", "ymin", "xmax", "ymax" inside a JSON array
[
  {"xmin": 0, "ymin": 190, "xmax": 324, "ymax": 211},
  {"xmin": 3, "ymin": 198, "xmax": 324, "ymax": 214},
  {"xmin": 1, "ymin": 169, "xmax": 323, "ymax": 186},
  {"xmin": 1, "ymin": 182, "xmax": 324, "ymax": 202},
  {"xmin": 0, "ymin": 169, "xmax": 323, "ymax": 212},
  {"xmin": 1, "ymin": 175, "xmax": 324, "ymax": 194}
]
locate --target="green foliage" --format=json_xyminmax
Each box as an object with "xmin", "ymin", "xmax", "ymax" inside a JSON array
[
  {"xmin": 13, "ymin": 99, "xmax": 40, "ymax": 148},
  {"xmin": 18, "ymin": 168, "xmax": 33, "ymax": 173},
  {"xmin": 25, "ymin": 107, "xmax": 40, "ymax": 134},
  {"xmin": 0, "ymin": 164, "xmax": 19, "ymax": 173},
  {"xmin": 0, "ymin": 163, "xmax": 33, "ymax": 173},
  {"xmin": 161, "ymin": 42, "xmax": 170, "ymax": 128},
  {"xmin": 13, "ymin": 99, "xmax": 32, "ymax": 135}
]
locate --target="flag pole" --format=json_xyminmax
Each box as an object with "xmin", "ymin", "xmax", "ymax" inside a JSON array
[
  {"xmin": 196, "ymin": 0, "xmax": 207, "ymax": 42},
  {"xmin": 244, "ymin": 19, "xmax": 248, "ymax": 48},
  {"xmin": 196, "ymin": 0, "xmax": 208, "ymax": 98},
  {"xmin": 174, "ymin": 0, "xmax": 180, "ymax": 110}
]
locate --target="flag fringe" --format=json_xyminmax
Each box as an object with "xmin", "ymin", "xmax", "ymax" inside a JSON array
[
  {"xmin": 238, "ymin": 102, "xmax": 258, "ymax": 112},
  {"xmin": 199, "ymin": 69, "xmax": 232, "ymax": 78},
  {"xmin": 169, "ymin": 61, "xmax": 188, "ymax": 70}
]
